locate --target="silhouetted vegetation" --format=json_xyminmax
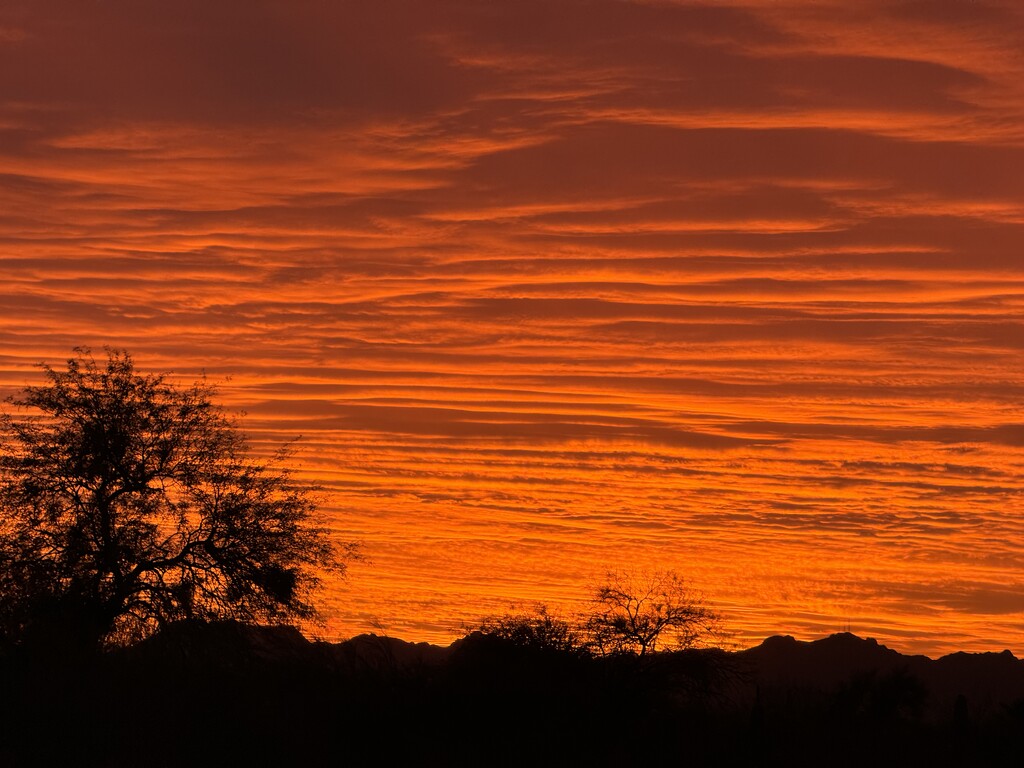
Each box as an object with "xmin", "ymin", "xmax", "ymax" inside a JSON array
[
  {"xmin": 587, "ymin": 569, "xmax": 723, "ymax": 655},
  {"xmin": 0, "ymin": 348, "xmax": 350, "ymax": 653},
  {"xmin": 475, "ymin": 569, "xmax": 723, "ymax": 661},
  {"xmin": 477, "ymin": 604, "xmax": 591, "ymax": 656},
  {"xmin": 0, "ymin": 621, "xmax": 1021, "ymax": 767}
]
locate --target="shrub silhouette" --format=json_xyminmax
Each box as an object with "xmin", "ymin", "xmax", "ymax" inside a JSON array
[
  {"xmin": 0, "ymin": 348, "xmax": 350, "ymax": 651},
  {"xmin": 477, "ymin": 604, "xmax": 591, "ymax": 657}
]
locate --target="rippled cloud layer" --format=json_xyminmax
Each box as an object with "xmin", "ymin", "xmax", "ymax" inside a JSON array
[{"xmin": 2, "ymin": 0, "xmax": 1023, "ymax": 655}]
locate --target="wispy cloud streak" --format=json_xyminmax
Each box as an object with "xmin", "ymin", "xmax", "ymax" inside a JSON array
[{"xmin": 2, "ymin": 0, "xmax": 1023, "ymax": 654}]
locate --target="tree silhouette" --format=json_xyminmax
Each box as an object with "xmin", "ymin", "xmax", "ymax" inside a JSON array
[
  {"xmin": 475, "ymin": 571, "xmax": 723, "ymax": 660},
  {"xmin": 477, "ymin": 604, "xmax": 590, "ymax": 656},
  {"xmin": 0, "ymin": 348, "xmax": 348, "ymax": 650},
  {"xmin": 586, "ymin": 570, "xmax": 721, "ymax": 656}
]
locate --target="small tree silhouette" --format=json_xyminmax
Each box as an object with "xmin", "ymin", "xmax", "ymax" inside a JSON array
[
  {"xmin": 586, "ymin": 570, "xmax": 721, "ymax": 656},
  {"xmin": 0, "ymin": 348, "xmax": 351, "ymax": 650},
  {"xmin": 475, "ymin": 571, "xmax": 723, "ymax": 659},
  {"xmin": 478, "ymin": 604, "xmax": 590, "ymax": 656}
]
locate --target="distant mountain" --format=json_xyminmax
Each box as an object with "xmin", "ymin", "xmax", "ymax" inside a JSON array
[
  {"xmin": 121, "ymin": 619, "xmax": 454, "ymax": 673},
  {"xmin": 329, "ymin": 631, "xmax": 453, "ymax": 672},
  {"xmin": 121, "ymin": 622, "xmax": 1024, "ymax": 720},
  {"xmin": 735, "ymin": 632, "xmax": 1024, "ymax": 718},
  {"xmin": 120, "ymin": 618, "xmax": 324, "ymax": 668},
  {"xmin": 9, "ymin": 622, "xmax": 1023, "ymax": 766},
  {"xmin": 329, "ymin": 628, "xmax": 1024, "ymax": 721}
]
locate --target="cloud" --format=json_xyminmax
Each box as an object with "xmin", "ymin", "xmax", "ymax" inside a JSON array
[{"xmin": 2, "ymin": 0, "xmax": 1024, "ymax": 656}]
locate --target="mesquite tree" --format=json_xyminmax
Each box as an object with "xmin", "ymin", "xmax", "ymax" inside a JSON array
[
  {"xmin": 586, "ymin": 570, "xmax": 721, "ymax": 656},
  {"xmin": 0, "ymin": 348, "xmax": 348, "ymax": 650}
]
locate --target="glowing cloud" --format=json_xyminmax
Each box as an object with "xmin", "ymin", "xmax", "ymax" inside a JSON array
[{"xmin": 2, "ymin": 0, "xmax": 1023, "ymax": 655}]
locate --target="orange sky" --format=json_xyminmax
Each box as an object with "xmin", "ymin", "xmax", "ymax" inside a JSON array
[{"xmin": 2, "ymin": 0, "xmax": 1023, "ymax": 656}]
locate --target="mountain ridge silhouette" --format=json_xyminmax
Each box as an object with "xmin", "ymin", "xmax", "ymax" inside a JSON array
[
  {"xmin": 119, "ymin": 620, "xmax": 1024, "ymax": 716},
  {"xmin": 4, "ymin": 620, "xmax": 1022, "ymax": 766}
]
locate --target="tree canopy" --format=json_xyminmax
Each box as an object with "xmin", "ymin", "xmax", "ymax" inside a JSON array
[
  {"xmin": 476, "ymin": 570, "xmax": 723, "ymax": 659},
  {"xmin": 477, "ymin": 604, "xmax": 590, "ymax": 657},
  {"xmin": 0, "ymin": 348, "xmax": 347, "ymax": 650},
  {"xmin": 587, "ymin": 570, "xmax": 722, "ymax": 656}
]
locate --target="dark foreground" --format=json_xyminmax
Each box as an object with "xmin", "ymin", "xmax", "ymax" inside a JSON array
[{"xmin": 1, "ymin": 622, "xmax": 1022, "ymax": 767}]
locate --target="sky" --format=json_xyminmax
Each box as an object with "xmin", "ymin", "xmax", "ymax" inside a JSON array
[{"xmin": 1, "ymin": 0, "xmax": 1023, "ymax": 656}]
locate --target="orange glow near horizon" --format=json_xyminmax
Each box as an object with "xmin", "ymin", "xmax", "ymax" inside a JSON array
[{"xmin": 2, "ymin": 0, "xmax": 1024, "ymax": 657}]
